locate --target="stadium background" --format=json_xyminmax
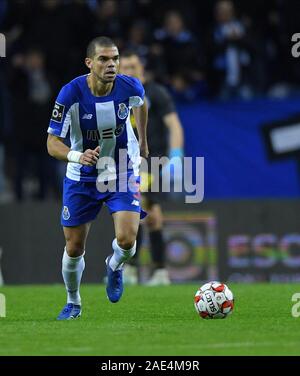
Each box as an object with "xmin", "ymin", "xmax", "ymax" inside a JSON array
[{"xmin": 0, "ymin": 0, "xmax": 300, "ymax": 285}]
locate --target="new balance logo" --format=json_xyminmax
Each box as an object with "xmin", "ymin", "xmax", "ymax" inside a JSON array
[
  {"xmin": 82, "ymin": 113, "xmax": 93, "ymax": 120},
  {"xmin": 131, "ymin": 200, "xmax": 140, "ymax": 206}
]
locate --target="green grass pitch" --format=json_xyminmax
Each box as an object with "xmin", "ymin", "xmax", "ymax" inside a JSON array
[{"xmin": 0, "ymin": 283, "xmax": 299, "ymax": 355}]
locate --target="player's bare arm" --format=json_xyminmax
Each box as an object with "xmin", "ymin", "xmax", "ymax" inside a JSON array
[
  {"xmin": 133, "ymin": 100, "xmax": 149, "ymax": 158},
  {"xmin": 47, "ymin": 134, "xmax": 100, "ymax": 166},
  {"xmin": 163, "ymin": 112, "xmax": 184, "ymax": 150}
]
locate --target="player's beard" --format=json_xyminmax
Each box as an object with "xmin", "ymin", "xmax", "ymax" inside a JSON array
[{"xmin": 94, "ymin": 70, "xmax": 116, "ymax": 84}]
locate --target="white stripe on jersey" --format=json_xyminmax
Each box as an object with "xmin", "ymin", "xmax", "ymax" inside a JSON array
[
  {"xmin": 66, "ymin": 103, "xmax": 82, "ymax": 181},
  {"xmin": 60, "ymin": 105, "xmax": 72, "ymax": 138},
  {"xmin": 126, "ymin": 116, "xmax": 140, "ymax": 177},
  {"xmin": 66, "ymin": 161, "xmax": 81, "ymax": 181},
  {"xmin": 95, "ymin": 101, "xmax": 117, "ymax": 180},
  {"xmin": 69, "ymin": 103, "xmax": 82, "ymax": 151},
  {"xmin": 127, "ymin": 96, "xmax": 143, "ymax": 176}
]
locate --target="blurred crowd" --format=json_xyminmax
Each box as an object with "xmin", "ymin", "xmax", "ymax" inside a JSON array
[{"xmin": 0, "ymin": 0, "xmax": 300, "ymax": 202}]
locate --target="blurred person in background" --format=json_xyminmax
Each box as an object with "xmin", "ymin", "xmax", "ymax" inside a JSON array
[
  {"xmin": 8, "ymin": 48, "xmax": 58, "ymax": 200},
  {"xmin": 90, "ymin": 0, "xmax": 126, "ymax": 52},
  {"xmin": 126, "ymin": 19, "xmax": 169, "ymax": 88},
  {"xmin": 209, "ymin": 0, "xmax": 253, "ymax": 99},
  {"xmin": 120, "ymin": 51, "xmax": 184, "ymax": 285},
  {"xmin": 17, "ymin": 0, "xmax": 89, "ymax": 84},
  {"xmin": 152, "ymin": 9, "xmax": 206, "ymax": 101},
  {"xmin": 127, "ymin": 20, "xmax": 151, "ymax": 62}
]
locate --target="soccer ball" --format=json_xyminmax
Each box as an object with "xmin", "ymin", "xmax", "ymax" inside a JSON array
[{"xmin": 194, "ymin": 281, "xmax": 234, "ymax": 319}]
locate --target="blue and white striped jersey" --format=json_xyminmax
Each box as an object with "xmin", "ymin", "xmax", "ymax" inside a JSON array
[{"xmin": 48, "ymin": 74, "xmax": 145, "ymax": 182}]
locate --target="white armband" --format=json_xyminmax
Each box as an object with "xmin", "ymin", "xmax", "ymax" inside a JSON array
[{"xmin": 67, "ymin": 150, "xmax": 82, "ymax": 163}]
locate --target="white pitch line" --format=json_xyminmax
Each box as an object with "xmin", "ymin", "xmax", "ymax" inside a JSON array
[{"xmin": 186, "ymin": 341, "xmax": 300, "ymax": 349}]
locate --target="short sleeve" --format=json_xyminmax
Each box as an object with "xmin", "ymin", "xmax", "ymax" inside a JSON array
[
  {"xmin": 47, "ymin": 84, "xmax": 74, "ymax": 138},
  {"xmin": 128, "ymin": 77, "xmax": 145, "ymax": 108}
]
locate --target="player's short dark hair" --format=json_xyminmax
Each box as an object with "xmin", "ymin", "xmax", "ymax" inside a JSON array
[{"xmin": 86, "ymin": 36, "xmax": 117, "ymax": 58}]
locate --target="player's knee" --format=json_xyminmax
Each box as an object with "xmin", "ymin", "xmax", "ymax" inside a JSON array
[
  {"xmin": 65, "ymin": 240, "xmax": 85, "ymax": 257},
  {"xmin": 117, "ymin": 234, "xmax": 136, "ymax": 250}
]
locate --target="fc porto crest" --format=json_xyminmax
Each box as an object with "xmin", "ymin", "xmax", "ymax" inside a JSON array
[
  {"xmin": 62, "ymin": 206, "xmax": 70, "ymax": 220},
  {"xmin": 117, "ymin": 103, "xmax": 129, "ymax": 120}
]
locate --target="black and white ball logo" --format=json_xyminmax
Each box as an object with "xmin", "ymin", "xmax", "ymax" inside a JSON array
[{"xmin": 51, "ymin": 102, "xmax": 65, "ymax": 123}]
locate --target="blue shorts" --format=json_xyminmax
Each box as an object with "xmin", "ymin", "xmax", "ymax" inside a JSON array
[{"xmin": 61, "ymin": 177, "xmax": 146, "ymax": 227}]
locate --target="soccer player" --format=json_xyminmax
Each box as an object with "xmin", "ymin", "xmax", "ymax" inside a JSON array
[
  {"xmin": 47, "ymin": 37, "xmax": 148, "ymax": 320},
  {"xmin": 119, "ymin": 51, "xmax": 184, "ymax": 286}
]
